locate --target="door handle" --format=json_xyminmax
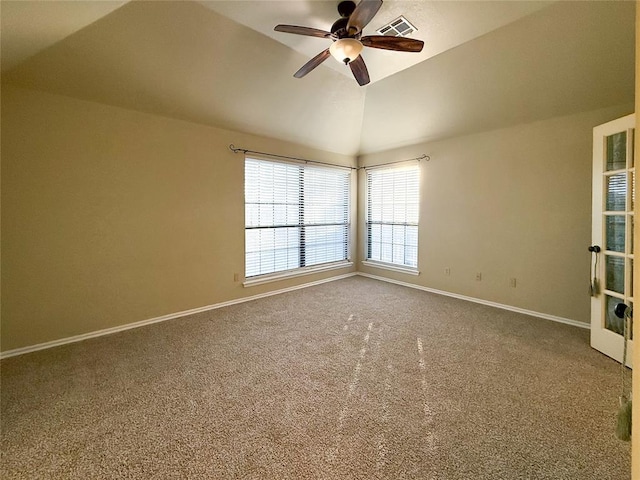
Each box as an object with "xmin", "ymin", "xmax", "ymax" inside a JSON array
[{"xmin": 589, "ymin": 245, "xmax": 601, "ymax": 296}]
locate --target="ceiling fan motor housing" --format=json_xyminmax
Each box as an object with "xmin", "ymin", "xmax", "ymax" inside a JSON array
[
  {"xmin": 332, "ymin": 1, "xmax": 359, "ymax": 39},
  {"xmin": 331, "ymin": 17, "xmax": 348, "ymax": 37},
  {"xmin": 337, "ymin": 1, "xmax": 356, "ymax": 18}
]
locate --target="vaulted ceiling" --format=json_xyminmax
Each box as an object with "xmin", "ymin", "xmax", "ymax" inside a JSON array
[{"xmin": 1, "ymin": 1, "xmax": 635, "ymax": 156}]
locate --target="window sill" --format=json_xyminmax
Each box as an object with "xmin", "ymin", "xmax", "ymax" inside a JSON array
[
  {"xmin": 243, "ymin": 261, "xmax": 354, "ymax": 287},
  {"xmin": 361, "ymin": 260, "xmax": 420, "ymax": 276}
]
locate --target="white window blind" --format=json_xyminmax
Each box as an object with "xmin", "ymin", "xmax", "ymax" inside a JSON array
[
  {"xmin": 245, "ymin": 157, "xmax": 350, "ymax": 278},
  {"xmin": 366, "ymin": 164, "xmax": 420, "ymax": 268}
]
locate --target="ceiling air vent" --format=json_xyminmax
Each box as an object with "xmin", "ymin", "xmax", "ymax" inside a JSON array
[{"xmin": 376, "ymin": 16, "xmax": 417, "ymax": 38}]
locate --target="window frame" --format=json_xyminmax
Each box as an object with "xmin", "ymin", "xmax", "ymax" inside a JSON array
[
  {"xmin": 244, "ymin": 156, "xmax": 353, "ymax": 286},
  {"xmin": 363, "ymin": 162, "xmax": 420, "ymax": 275}
]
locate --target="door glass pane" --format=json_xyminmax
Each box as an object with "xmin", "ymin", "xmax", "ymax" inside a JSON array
[
  {"xmin": 630, "ymin": 129, "xmax": 635, "ymax": 168},
  {"xmin": 606, "ymin": 173, "xmax": 627, "ymax": 211},
  {"xmin": 606, "ymin": 131, "xmax": 627, "ymax": 171},
  {"xmin": 605, "ymin": 255, "xmax": 625, "ymax": 294},
  {"xmin": 631, "ymin": 215, "xmax": 635, "ymax": 254},
  {"xmin": 606, "ymin": 215, "xmax": 626, "ymax": 252},
  {"xmin": 605, "ymin": 295, "xmax": 625, "ymax": 335},
  {"xmin": 631, "ymin": 171, "xmax": 636, "ymax": 210}
]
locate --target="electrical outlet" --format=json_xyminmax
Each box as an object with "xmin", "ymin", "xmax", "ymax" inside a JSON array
[
  {"xmin": 510, "ymin": 278, "xmax": 517, "ymax": 288},
  {"xmin": 233, "ymin": 273, "xmax": 239, "ymax": 282},
  {"xmin": 444, "ymin": 267, "xmax": 451, "ymax": 276},
  {"xmin": 476, "ymin": 272, "xmax": 482, "ymax": 281}
]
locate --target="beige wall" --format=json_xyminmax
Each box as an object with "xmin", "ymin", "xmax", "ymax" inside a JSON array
[
  {"xmin": 1, "ymin": 86, "xmax": 356, "ymax": 352},
  {"xmin": 1, "ymin": 84, "xmax": 635, "ymax": 353},
  {"xmin": 358, "ymin": 104, "xmax": 633, "ymax": 323}
]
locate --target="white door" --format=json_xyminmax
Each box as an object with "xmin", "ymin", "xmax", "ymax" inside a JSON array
[{"xmin": 591, "ymin": 113, "xmax": 634, "ymax": 367}]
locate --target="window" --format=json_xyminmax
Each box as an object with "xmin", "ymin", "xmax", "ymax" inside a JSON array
[
  {"xmin": 245, "ymin": 157, "xmax": 351, "ymax": 279},
  {"xmin": 365, "ymin": 163, "xmax": 420, "ymax": 269}
]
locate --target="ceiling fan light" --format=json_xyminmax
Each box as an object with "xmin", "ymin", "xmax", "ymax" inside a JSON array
[{"xmin": 329, "ymin": 38, "xmax": 363, "ymax": 65}]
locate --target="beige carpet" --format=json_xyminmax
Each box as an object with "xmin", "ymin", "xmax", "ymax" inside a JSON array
[{"xmin": 1, "ymin": 276, "xmax": 631, "ymax": 479}]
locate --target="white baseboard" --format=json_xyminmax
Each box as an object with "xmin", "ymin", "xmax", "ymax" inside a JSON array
[
  {"xmin": 357, "ymin": 272, "xmax": 590, "ymax": 330},
  {"xmin": 0, "ymin": 272, "xmax": 358, "ymax": 359},
  {"xmin": 1, "ymin": 271, "xmax": 588, "ymax": 359}
]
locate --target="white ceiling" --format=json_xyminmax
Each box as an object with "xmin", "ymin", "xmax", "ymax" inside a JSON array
[
  {"xmin": 201, "ymin": 1, "xmax": 554, "ymax": 84},
  {"xmin": 0, "ymin": 1, "xmax": 635, "ymax": 156},
  {"xmin": 0, "ymin": 0, "xmax": 128, "ymax": 72}
]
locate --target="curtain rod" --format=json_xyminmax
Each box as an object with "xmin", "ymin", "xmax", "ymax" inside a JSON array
[
  {"xmin": 229, "ymin": 144, "xmax": 430, "ymax": 170},
  {"xmin": 358, "ymin": 154, "xmax": 430, "ymax": 170},
  {"xmin": 229, "ymin": 144, "xmax": 357, "ymax": 170}
]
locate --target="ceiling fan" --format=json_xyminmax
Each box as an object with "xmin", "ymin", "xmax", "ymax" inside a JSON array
[{"xmin": 274, "ymin": 0, "xmax": 424, "ymax": 86}]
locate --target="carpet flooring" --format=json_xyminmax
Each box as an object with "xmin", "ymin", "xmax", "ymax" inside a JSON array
[{"xmin": 0, "ymin": 276, "xmax": 631, "ymax": 479}]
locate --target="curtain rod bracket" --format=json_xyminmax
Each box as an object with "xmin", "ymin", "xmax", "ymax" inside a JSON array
[{"xmin": 229, "ymin": 144, "xmax": 248, "ymax": 154}]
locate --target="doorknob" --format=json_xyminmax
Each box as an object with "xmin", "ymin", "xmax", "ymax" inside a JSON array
[
  {"xmin": 614, "ymin": 302, "xmax": 632, "ymax": 319},
  {"xmin": 588, "ymin": 245, "xmax": 601, "ymax": 253}
]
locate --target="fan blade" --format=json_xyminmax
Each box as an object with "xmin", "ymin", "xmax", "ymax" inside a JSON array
[
  {"xmin": 347, "ymin": 0, "xmax": 383, "ymax": 35},
  {"xmin": 349, "ymin": 55, "xmax": 370, "ymax": 86},
  {"xmin": 294, "ymin": 48, "xmax": 331, "ymax": 78},
  {"xmin": 274, "ymin": 24, "xmax": 334, "ymax": 39},
  {"xmin": 361, "ymin": 36, "xmax": 424, "ymax": 52}
]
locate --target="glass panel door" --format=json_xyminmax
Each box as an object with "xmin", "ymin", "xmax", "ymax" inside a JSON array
[{"xmin": 591, "ymin": 114, "xmax": 635, "ymax": 366}]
